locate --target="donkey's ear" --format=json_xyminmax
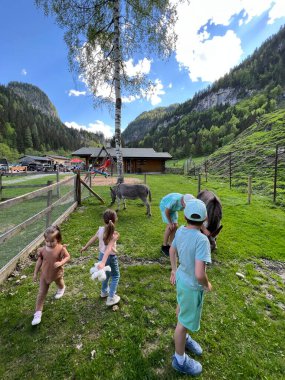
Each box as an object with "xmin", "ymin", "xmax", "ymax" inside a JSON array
[{"xmin": 211, "ymin": 225, "xmax": 223, "ymax": 238}]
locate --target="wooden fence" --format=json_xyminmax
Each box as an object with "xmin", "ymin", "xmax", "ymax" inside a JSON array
[{"xmin": 0, "ymin": 172, "xmax": 104, "ymax": 283}]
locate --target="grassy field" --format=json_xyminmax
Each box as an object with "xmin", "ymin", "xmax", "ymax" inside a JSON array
[
  {"xmin": 0, "ymin": 173, "xmax": 70, "ymax": 199},
  {"xmin": 0, "ymin": 174, "xmax": 284, "ymax": 379}
]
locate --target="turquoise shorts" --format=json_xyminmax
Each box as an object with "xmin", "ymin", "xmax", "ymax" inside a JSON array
[
  {"xmin": 160, "ymin": 208, "xmax": 178, "ymax": 224},
  {"xmin": 176, "ymin": 277, "xmax": 204, "ymax": 332}
]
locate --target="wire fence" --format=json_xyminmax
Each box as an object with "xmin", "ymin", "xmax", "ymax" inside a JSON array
[
  {"xmin": 185, "ymin": 145, "xmax": 285, "ymax": 205},
  {"xmin": 0, "ymin": 172, "xmax": 102, "ymax": 282}
]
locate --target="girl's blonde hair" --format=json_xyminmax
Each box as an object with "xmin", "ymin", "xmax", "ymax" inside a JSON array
[
  {"xmin": 103, "ymin": 209, "xmax": 117, "ymax": 245},
  {"xmin": 44, "ymin": 225, "xmax": 62, "ymax": 243}
]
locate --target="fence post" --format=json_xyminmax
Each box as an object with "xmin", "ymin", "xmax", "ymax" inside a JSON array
[
  {"xmin": 247, "ymin": 175, "xmax": 252, "ymax": 204},
  {"xmin": 229, "ymin": 152, "xmax": 232, "ymax": 189},
  {"xmin": 273, "ymin": 145, "xmax": 278, "ymax": 203},
  {"xmin": 56, "ymin": 167, "xmax": 60, "ymax": 198},
  {"xmin": 76, "ymin": 172, "xmax": 81, "ymax": 206},
  {"xmin": 0, "ymin": 174, "xmax": 2, "ymax": 201},
  {"xmin": 198, "ymin": 173, "xmax": 201, "ymax": 193},
  {"xmin": 204, "ymin": 160, "xmax": 208, "ymax": 182},
  {"xmin": 88, "ymin": 171, "xmax": 92, "ymax": 196},
  {"xmin": 46, "ymin": 180, "xmax": 53, "ymax": 228},
  {"xmin": 74, "ymin": 174, "xmax": 77, "ymax": 202},
  {"xmin": 144, "ymin": 173, "xmax": 147, "ymax": 184}
]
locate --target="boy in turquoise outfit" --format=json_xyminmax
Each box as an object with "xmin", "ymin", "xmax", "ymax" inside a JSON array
[
  {"xmin": 169, "ymin": 199, "xmax": 212, "ymax": 376},
  {"xmin": 160, "ymin": 193, "xmax": 194, "ymax": 256}
]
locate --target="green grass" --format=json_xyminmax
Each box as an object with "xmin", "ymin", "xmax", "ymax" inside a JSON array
[
  {"xmin": 1, "ymin": 173, "xmax": 70, "ymax": 199},
  {"xmin": 0, "ymin": 174, "xmax": 284, "ymax": 379}
]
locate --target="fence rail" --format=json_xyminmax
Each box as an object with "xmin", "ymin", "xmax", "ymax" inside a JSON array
[
  {"xmin": 0, "ymin": 176, "xmax": 73, "ymax": 209},
  {"xmin": 0, "ymin": 172, "xmax": 104, "ymax": 283}
]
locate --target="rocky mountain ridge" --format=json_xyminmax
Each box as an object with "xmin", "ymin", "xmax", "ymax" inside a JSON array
[{"xmin": 8, "ymin": 82, "xmax": 59, "ymax": 119}]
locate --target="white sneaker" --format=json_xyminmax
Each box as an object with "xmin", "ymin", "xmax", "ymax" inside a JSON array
[
  {"xmin": 100, "ymin": 290, "xmax": 109, "ymax": 298},
  {"xmin": 106, "ymin": 294, "xmax": 120, "ymax": 306},
  {"xmin": 32, "ymin": 311, "xmax": 42, "ymax": 326},
  {"xmin": 54, "ymin": 286, "xmax": 66, "ymax": 299}
]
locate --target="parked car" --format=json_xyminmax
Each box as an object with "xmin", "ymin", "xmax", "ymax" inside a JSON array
[
  {"xmin": 0, "ymin": 158, "xmax": 9, "ymax": 173},
  {"xmin": 0, "ymin": 163, "xmax": 9, "ymax": 173},
  {"xmin": 27, "ymin": 163, "xmax": 43, "ymax": 171},
  {"xmin": 27, "ymin": 163, "xmax": 53, "ymax": 172},
  {"xmin": 41, "ymin": 163, "xmax": 53, "ymax": 172}
]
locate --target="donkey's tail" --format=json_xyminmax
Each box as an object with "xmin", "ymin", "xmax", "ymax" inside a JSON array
[{"xmin": 148, "ymin": 188, "xmax": 152, "ymax": 202}]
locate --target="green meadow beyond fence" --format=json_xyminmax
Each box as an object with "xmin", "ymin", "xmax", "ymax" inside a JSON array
[{"xmin": 0, "ymin": 173, "xmax": 97, "ymax": 283}]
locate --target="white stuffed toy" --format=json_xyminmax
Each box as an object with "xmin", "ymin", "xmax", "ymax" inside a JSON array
[{"xmin": 90, "ymin": 262, "xmax": 111, "ymax": 282}]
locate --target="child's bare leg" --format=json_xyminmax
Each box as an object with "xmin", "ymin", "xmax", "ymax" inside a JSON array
[
  {"xmin": 164, "ymin": 223, "xmax": 178, "ymax": 246},
  {"xmin": 174, "ymin": 321, "xmax": 187, "ymax": 355},
  {"xmin": 55, "ymin": 277, "xmax": 65, "ymax": 290},
  {"xmin": 176, "ymin": 305, "xmax": 180, "ymax": 319},
  {"xmin": 163, "ymin": 224, "xmax": 173, "ymax": 245},
  {"xmin": 35, "ymin": 278, "xmax": 49, "ymax": 311},
  {"xmin": 169, "ymin": 226, "xmax": 177, "ymax": 244}
]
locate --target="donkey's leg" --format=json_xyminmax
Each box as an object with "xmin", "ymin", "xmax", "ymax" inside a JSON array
[
  {"xmin": 123, "ymin": 197, "xmax": 127, "ymax": 210},
  {"xmin": 116, "ymin": 197, "xmax": 121, "ymax": 212},
  {"xmin": 142, "ymin": 198, "xmax": 151, "ymax": 217}
]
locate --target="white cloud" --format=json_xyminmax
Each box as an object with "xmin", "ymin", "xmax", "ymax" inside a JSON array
[
  {"xmin": 173, "ymin": 0, "xmax": 279, "ymax": 82},
  {"xmin": 21, "ymin": 69, "xmax": 27, "ymax": 76},
  {"xmin": 124, "ymin": 58, "xmax": 152, "ymax": 77},
  {"xmin": 65, "ymin": 120, "xmax": 113, "ymax": 138},
  {"xmin": 68, "ymin": 89, "xmax": 87, "ymax": 97},
  {"xmin": 141, "ymin": 79, "xmax": 165, "ymax": 106},
  {"xmin": 122, "ymin": 94, "xmax": 140, "ymax": 103},
  {"xmin": 64, "ymin": 121, "xmax": 86, "ymax": 131},
  {"xmin": 268, "ymin": 0, "xmax": 285, "ymax": 24},
  {"xmin": 168, "ymin": 83, "xmax": 173, "ymax": 89},
  {"xmin": 88, "ymin": 120, "xmax": 113, "ymax": 138}
]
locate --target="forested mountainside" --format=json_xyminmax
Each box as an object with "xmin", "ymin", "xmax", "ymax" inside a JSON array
[
  {"xmin": 8, "ymin": 82, "xmax": 59, "ymax": 118},
  {"xmin": 123, "ymin": 104, "xmax": 178, "ymax": 145},
  {"xmin": 123, "ymin": 25, "xmax": 285, "ymax": 158},
  {"xmin": 0, "ymin": 82, "xmax": 104, "ymax": 160}
]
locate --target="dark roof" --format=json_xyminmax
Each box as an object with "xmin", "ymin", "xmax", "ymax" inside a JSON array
[
  {"xmin": 45, "ymin": 154, "xmax": 69, "ymax": 160},
  {"xmin": 72, "ymin": 147, "xmax": 172, "ymax": 159},
  {"xmin": 19, "ymin": 155, "xmax": 52, "ymax": 162}
]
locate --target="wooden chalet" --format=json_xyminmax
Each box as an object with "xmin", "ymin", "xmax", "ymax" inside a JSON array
[
  {"xmin": 44, "ymin": 154, "xmax": 70, "ymax": 166},
  {"xmin": 71, "ymin": 147, "xmax": 172, "ymax": 173},
  {"xmin": 19, "ymin": 155, "xmax": 53, "ymax": 166}
]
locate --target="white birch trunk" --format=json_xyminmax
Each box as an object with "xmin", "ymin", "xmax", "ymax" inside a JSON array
[{"xmin": 113, "ymin": 0, "xmax": 124, "ymax": 183}]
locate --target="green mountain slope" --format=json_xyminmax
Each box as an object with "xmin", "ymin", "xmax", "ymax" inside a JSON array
[
  {"xmin": 123, "ymin": 104, "xmax": 178, "ymax": 145},
  {"xmin": 199, "ymin": 109, "xmax": 285, "ymax": 200},
  {"xmin": 123, "ymin": 26, "xmax": 285, "ymax": 158},
  {"xmin": 0, "ymin": 82, "xmax": 104, "ymax": 160}
]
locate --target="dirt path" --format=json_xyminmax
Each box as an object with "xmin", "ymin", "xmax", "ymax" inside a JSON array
[{"xmin": 88, "ymin": 176, "xmax": 143, "ymax": 187}]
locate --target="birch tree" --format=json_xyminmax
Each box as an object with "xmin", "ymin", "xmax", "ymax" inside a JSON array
[{"xmin": 35, "ymin": 0, "xmax": 182, "ymax": 181}]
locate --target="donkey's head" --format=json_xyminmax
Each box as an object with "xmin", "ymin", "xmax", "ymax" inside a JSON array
[
  {"xmin": 197, "ymin": 190, "xmax": 223, "ymax": 251},
  {"xmin": 208, "ymin": 225, "xmax": 223, "ymax": 250}
]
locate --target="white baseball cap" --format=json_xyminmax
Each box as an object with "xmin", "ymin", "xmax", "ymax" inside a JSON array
[
  {"xmin": 183, "ymin": 194, "xmax": 195, "ymax": 204},
  {"xmin": 184, "ymin": 199, "xmax": 207, "ymax": 221}
]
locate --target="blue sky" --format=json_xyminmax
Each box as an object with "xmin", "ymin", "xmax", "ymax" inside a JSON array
[{"xmin": 0, "ymin": 0, "xmax": 285, "ymax": 139}]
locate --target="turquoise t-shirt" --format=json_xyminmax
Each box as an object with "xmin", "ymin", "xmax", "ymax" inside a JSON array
[
  {"xmin": 172, "ymin": 226, "xmax": 211, "ymax": 290},
  {"xmin": 159, "ymin": 193, "xmax": 183, "ymax": 212}
]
